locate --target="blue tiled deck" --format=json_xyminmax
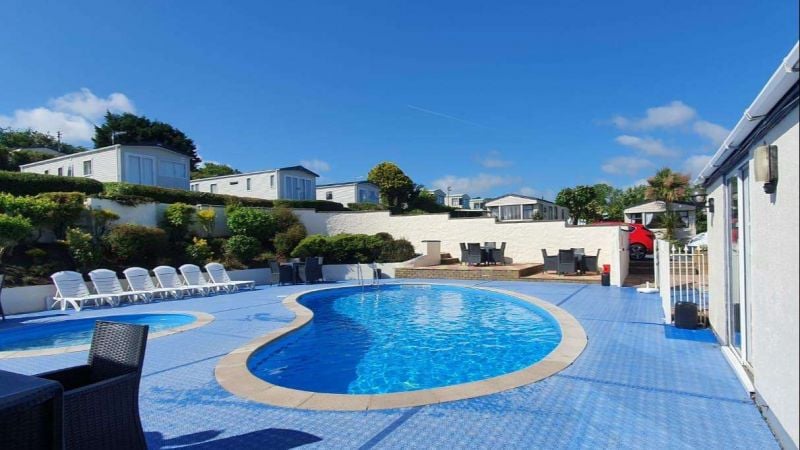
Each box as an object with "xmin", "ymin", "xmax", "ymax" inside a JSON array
[{"xmin": 0, "ymin": 280, "xmax": 777, "ymax": 449}]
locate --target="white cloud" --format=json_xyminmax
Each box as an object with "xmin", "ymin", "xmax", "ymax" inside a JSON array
[
  {"xmin": 476, "ymin": 150, "xmax": 512, "ymax": 168},
  {"xmin": 601, "ymin": 156, "xmax": 654, "ymax": 175},
  {"xmin": 0, "ymin": 88, "xmax": 136, "ymax": 143},
  {"xmin": 629, "ymin": 178, "xmax": 650, "ymax": 188},
  {"xmin": 615, "ymin": 135, "xmax": 679, "ymax": 157},
  {"xmin": 300, "ymin": 159, "xmax": 331, "ymax": 173},
  {"xmin": 431, "ymin": 173, "xmax": 519, "ymax": 195},
  {"xmin": 612, "ymin": 101, "xmax": 697, "ymax": 130},
  {"xmin": 683, "ymin": 154, "xmax": 712, "ymax": 179},
  {"xmin": 692, "ymin": 120, "xmax": 729, "ymax": 146},
  {"xmin": 519, "ymin": 186, "xmax": 539, "ymax": 197}
]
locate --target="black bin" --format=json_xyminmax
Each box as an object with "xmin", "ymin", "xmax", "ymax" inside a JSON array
[
  {"xmin": 600, "ymin": 272, "xmax": 610, "ymax": 286},
  {"xmin": 674, "ymin": 302, "xmax": 699, "ymax": 329}
]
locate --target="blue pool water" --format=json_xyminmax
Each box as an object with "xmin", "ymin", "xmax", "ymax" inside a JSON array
[
  {"xmin": 0, "ymin": 313, "xmax": 197, "ymax": 351},
  {"xmin": 248, "ymin": 284, "xmax": 562, "ymax": 394}
]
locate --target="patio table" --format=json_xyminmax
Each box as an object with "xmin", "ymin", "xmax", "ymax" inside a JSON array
[
  {"xmin": 0, "ymin": 369, "xmax": 63, "ymax": 449},
  {"xmin": 560, "ymin": 249, "xmax": 585, "ymax": 274},
  {"xmin": 281, "ymin": 262, "xmax": 306, "ymax": 284}
]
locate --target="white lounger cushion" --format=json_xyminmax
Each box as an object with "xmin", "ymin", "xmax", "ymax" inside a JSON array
[
  {"xmin": 204, "ymin": 263, "xmax": 255, "ymax": 292},
  {"xmin": 51, "ymin": 271, "xmax": 111, "ymax": 311}
]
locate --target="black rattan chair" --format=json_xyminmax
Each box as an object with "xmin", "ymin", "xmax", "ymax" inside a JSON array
[
  {"xmin": 541, "ymin": 249, "xmax": 558, "ymax": 273},
  {"xmin": 37, "ymin": 321, "xmax": 149, "ymax": 450},
  {"xmin": 302, "ymin": 257, "xmax": 323, "ymax": 284},
  {"xmin": 465, "ymin": 243, "xmax": 483, "ymax": 266},
  {"xmin": 459, "ymin": 243, "xmax": 468, "ymax": 265},
  {"xmin": 0, "ymin": 272, "xmax": 5, "ymax": 321},
  {"xmin": 558, "ymin": 249, "xmax": 577, "ymax": 275},
  {"xmin": 583, "ymin": 249, "xmax": 601, "ymax": 273},
  {"xmin": 276, "ymin": 263, "xmax": 295, "ymax": 285},
  {"xmin": 490, "ymin": 242, "xmax": 506, "ymax": 265}
]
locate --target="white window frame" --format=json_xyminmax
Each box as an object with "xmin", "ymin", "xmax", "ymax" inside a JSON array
[
  {"xmin": 246, "ymin": 178, "xmax": 251, "ymax": 191},
  {"xmin": 270, "ymin": 174, "xmax": 275, "ymax": 188},
  {"xmin": 83, "ymin": 160, "xmax": 92, "ymax": 176},
  {"xmin": 125, "ymin": 153, "xmax": 157, "ymax": 186},
  {"xmin": 210, "ymin": 184, "xmax": 217, "ymax": 193},
  {"xmin": 326, "ymin": 191, "xmax": 333, "ymax": 200}
]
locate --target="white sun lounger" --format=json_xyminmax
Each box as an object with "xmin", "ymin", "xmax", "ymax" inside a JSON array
[
  {"xmin": 178, "ymin": 264, "xmax": 229, "ymax": 294},
  {"xmin": 50, "ymin": 271, "xmax": 112, "ymax": 312},
  {"xmin": 88, "ymin": 269, "xmax": 152, "ymax": 305},
  {"xmin": 123, "ymin": 267, "xmax": 184, "ymax": 300},
  {"xmin": 153, "ymin": 265, "xmax": 209, "ymax": 297},
  {"xmin": 204, "ymin": 262, "xmax": 256, "ymax": 292}
]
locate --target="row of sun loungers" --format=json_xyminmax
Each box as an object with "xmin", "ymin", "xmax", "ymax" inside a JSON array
[{"xmin": 51, "ymin": 263, "xmax": 255, "ymax": 312}]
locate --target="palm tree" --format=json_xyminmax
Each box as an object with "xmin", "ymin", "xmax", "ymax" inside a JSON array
[{"xmin": 646, "ymin": 168, "xmax": 690, "ymax": 241}]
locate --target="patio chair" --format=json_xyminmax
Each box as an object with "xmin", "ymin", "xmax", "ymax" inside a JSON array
[
  {"xmin": 558, "ymin": 249, "xmax": 577, "ymax": 275},
  {"xmin": 484, "ymin": 242, "xmax": 496, "ymax": 249},
  {"xmin": 37, "ymin": 321, "xmax": 149, "ymax": 450},
  {"xmin": 89, "ymin": 269, "xmax": 152, "ymax": 305},
  {"xmin": 204, "ymin": 263, "xmax": 256, "ymax": 292},
  {"xmin": 491, "ymin": 242, "xmax": 506, "ymax": 265},
  {"xmin": 123, "ymin": 267, "xmax": 183, "ymax": 300},
  {"xmin": 273, "ymin": 261, "xmax": 295, "ymax": 285},
  {"xmin": 0, "ymin": 272, "xmax": 5, "ymax": 320},
  {"xmin": 153, "ymin": 266, "xmax": 207, "ymax": 297},
  {"xmin": 50, "ymin": 271, "xmax": 111, "ymax": 312},
  {"xmin": 178, "ymin": 264, "xmax": 228, "ymax": 294},
  {"xmin": 459, "ymin": 243, "xmax": 468, "ymax": 265},
  {"xmin": 268, "ymin": 261, "xmax": 281, "ymax": 284},
  {"xmin": 583, "ymin": 249, "xmax": 601, "ymax": 273},
  {"xmin": 300, "ymin": 257, "xmax": 323, "ymax": 284},
  {"xmin": 465, "ymin": 243, "xmax": 484, "ymax": 266},
  {"xmin": 541, "ymin": 249, "xmax": 558, "ymax": 273}
]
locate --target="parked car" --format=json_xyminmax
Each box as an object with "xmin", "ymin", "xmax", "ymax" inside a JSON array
[{"xmin": 590, "ymin": 222, "xmax": 655, "ymax": 260}]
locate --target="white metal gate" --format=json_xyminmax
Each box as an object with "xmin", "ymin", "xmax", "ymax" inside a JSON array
[{"xmin": 654, "ymin": 239, "xmax": 708, "ymax": 325}]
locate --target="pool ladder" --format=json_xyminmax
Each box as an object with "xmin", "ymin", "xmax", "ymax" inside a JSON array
[{"xmin": 355, "ymin": 263, "xmax": 381, "ymax": 288}]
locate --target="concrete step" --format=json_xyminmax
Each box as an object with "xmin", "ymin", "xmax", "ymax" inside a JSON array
[
  {"xmin": 440, "ymin": 257, "xmax": 460, "ymax": 265},
  {"xmin": 440, "ymin": 253, "xmax": 453, "ymax": 259}
]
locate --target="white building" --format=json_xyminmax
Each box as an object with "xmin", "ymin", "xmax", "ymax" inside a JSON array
[
  {"xmin": 623, "ymin": 200, "xmax": 697, "ymax": 240},
  {"xmin": 485, "ymin": 194, "xmax": 569, "ymax": 222},
  {"xmin": 424, "ymin": 189, "xmax": 446, "ymax": 205},
  {"xmin": 316, "ymin": 181, "xmax": 380, "ymax": 206},
  {"xmin": 469, "ymin": 197, "xmax": 487, "ymax": 210},
  {"xmin": 695, "ymin": 42, "xmax": 798, "ymax": 449},
  {"xmin": 20, "ymin": 144, "xmax": 191, "ymax": 190},
  {"xmin": 190, "ymin": 166, "xmax": 319, "ymax": 200},
  {"xmin": 445, "ymin": 193, "xmax": 470, "ymax": 209}
]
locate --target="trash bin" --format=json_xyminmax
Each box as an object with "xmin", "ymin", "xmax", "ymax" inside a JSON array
[
  {"xmin": 674, "ymin": 302, "xmax": 699, "ymax": 329},
  {"xmin": 602, "ymin": 264, "xmax": 611, "ymax": 273},
  {"xmin": 601, "ymin": 272, "xmax": 610, "ymax": 286}
]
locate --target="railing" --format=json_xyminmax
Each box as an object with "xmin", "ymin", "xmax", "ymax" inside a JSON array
[{"xmin": 654, "ymin": 239, "xmax": 708, "ymax": 325}]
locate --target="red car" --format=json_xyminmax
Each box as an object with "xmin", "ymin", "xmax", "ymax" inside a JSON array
[{"xmin": 591, "ymin": 222, "xmax": 655, "ymax": 260}]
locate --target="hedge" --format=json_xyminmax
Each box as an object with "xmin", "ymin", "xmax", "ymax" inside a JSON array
[
  {"xmin": 102, "ymin": 183, "xmax": 348, "ymax": 211},
  {"xmin": 347, "ymin": 202, "xmax": 386, "ymax": 211},
  {"xmin": 291, "ymin": 233, "xmax": 416, "ymax": 264},
  {"xmin": 0, "ymin": 171, "xmax": 104, "ymax": 196}
]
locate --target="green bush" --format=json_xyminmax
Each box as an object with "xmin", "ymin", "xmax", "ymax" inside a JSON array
[
  {"xmin": 0, "ymin": 193, "xmax": 56, "ymax": 227},
  {"xmin": 0, "ymin": 171, "xmax": 104, "ymax": 196},
  {"xmin": 63, "ymin": 227, "xmax": 98, "ymax": 271},
  {"xmin": 104, "ymin": 224, "xmax": 168, "ymax": 266},
  {"xmin": 162, "ymin": 202, "xmax": 195, "ymax": 241},
  {"xmin": 196, "ymin": 208, "xmax": 216, "ymax": 237},
  {"xmin": 290, "ymin": 234, "xmax": 331, "ymax": 260},
  {"xmin": 273, "ymin": 199, "xmax": 348, "ymax": 212},
  {"xmin": 103, "ymin": 182, "xmax": 274, "ymax": 207},
  {"xmin": 0, "ymin": 213, "xmax": 33, "ymax": 262},
  {"xmin": 449, "ymin": 210, "xmax": 485, "ymax": 218},
  {"xmin": 93, "ymin": 192, "xmax": 155, "ymax": 206},
  {"xmin": 186, "ymin": 237, "xmax": 214, "ymax": 264},
  {"xmin": 35, "ymin": 192, "xmax": 86, "ymax": 238},
  {"xmin": 89, "ymin": 208, "xmax": 119, "ymax": 242},
  {"xmin": 377, "ymin": 238, "xmax": 416, "ymax": 263},
  {"xmin": 292, "ymin": 233, "xmax": 416, "ymax": 264},
  {"xmin": 227, "ymin": 207, "xmax": 276, "ymax": 243},
  {"xmin": 274, "ymin": 223, "xmax": 307, "ymax": 258},
  {"xmin": 347, "ymin": 202, "xmax": 386, "ymax": 211},
  {"xmin": 224, "ymin": 235, "xmax": 261, "ymax": 263}
]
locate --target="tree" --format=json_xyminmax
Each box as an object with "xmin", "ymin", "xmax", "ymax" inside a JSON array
[
  {"xmin": 191, "ymin": 162, "xmax": 240, "ymax": 180},
  {"xmin": 606, "ymin": 185, "xmax": 647, "ymax": 221},
  {"xmin": 646, "ymin": 168, "xmax": 691, "ymax": 240},
  {"xmin": 555, "ymin": 185, "xmax": 600, "ymax": 225},
  {"xmin": 1, "ymin": 128, "xmax": 86, "ymax": 171},
  {"xmin": 93, "ymin": 112, "xmax": 201, "ymax": 170},
  {"xmin": 0, "ymin": 213, "xmax": 33, "ymax": 263},
  {"xmin": 367, "ymin": 162, "xmax": 414, "ymax": 210}
]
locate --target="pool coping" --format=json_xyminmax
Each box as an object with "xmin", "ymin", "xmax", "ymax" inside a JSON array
[
  {"xmin": 0, "ymin": 311, "xmax": 214, "ymax": 359},
  {"xmin": 215, "ymin": 283, "xmax": 587, "ymax": 411}
]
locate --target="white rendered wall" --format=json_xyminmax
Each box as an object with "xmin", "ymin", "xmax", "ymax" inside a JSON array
[
  {"xmin": 191, "ymin": 172, "xmax": 278, "ymax": 200},
  {"xmin": 705, "ymin": 107, "xmax": 799, "ymax": 447},
  {"xmin": 316, "ymin": 184, "xmax": 356, "ymax": 205}
]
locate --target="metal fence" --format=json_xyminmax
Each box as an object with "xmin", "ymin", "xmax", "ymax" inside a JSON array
[{"xmin": 654, "ymin": 239, "xmax": 708, "ymax": 325}]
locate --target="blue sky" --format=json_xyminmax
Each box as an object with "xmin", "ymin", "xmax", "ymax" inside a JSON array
[{"xmin": 1, "ymin": 1, "xmax": 797, "ymax": 199}]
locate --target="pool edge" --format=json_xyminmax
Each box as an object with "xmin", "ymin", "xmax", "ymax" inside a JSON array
[{"xmin": 215, "ymin": 283, "xmax": 587, "ymax": 411}]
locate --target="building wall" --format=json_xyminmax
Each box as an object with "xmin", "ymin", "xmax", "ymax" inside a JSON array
[
  {"xmin": 316, "ymin": 184, "xmax": 356, "ymax": 205},
  {"xmin": 191, "ymin": 172, "xmax": 276, "ymax": 199},
  {"xmin": 706, "ymin": 106, "xmax": 799, "ymax": 447},
  {"xmin": 21, "ymin": 147, "xmax": 119, "ymax": 182},
  {"xmin": 119, "ymin": 146, "xmax": 190, "ymax": 190}
]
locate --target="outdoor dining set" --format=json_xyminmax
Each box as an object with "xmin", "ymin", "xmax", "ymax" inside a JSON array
[
  {"xmin": 541, "ymin": 248, "xmax": 601, "ymax": 275},
  {"xmin": 459, "ymin": 242, "xmax": 507, "ymax": 266},
  {"xmin": 269, "ymin": 257, "xmax": 324, "ymax": 285}
]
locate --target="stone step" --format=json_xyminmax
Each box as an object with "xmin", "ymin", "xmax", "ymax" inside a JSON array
[
  {"xmin": 440, "ymin": 257, "xmax": 460, "ymax": 265},
  {"xmin": 440, "ymin": 253, "xmax": 453, "ymax": 259}
]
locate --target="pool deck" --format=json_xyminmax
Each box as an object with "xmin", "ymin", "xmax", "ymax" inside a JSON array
[{"xmin": 0, "ymin": 280, "xmax": 778, "ymax": 449}]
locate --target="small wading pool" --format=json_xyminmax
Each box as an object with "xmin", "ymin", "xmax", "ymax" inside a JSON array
[
  {"xmin": 248, "ymin": 284, "xmax": 563, "ymax": 395},
  {"xmin": 0, "ymin": 313, "xmax": 205, "ymax": 356}
]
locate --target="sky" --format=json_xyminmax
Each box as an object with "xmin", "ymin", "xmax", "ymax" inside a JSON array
[{"xmin": 1, "ymin": 1, "xmax": 797, "ymax": 200}]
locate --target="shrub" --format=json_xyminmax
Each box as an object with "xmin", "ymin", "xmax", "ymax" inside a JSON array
[
  {"xmin": 227, "ymin": 207, "xmax": 276, "ymax": 243},
  {"xmin": 93, "ymin": 192, "xmax": 155, "ymax": 206},
  {"xmin": 35, "ymin": 192, "xmax": 87, "ymax": 238},
  {"xmin": 104, "ymin": 224, "xmax": 168, "ymax": 266},
  {"xmin": 63, "ymin": 227, "xmax": 98, "ymax": 271},
  {"xmin": 196, "ymin": 208, "xmax": 216, "ymax": 237},
  {"xmin": 292, "ymin": 233, "xmax": 416, "ymax": 264},
  {"xmin": 347, "ymin": 202, "xmax": 386, "ymax": 211},
  {"xmin": 0, "ymin": 213, "xmax": 33, "ymax": 262},
  {"xmin": 103, "ymin": 182, "xmax": 274, "ymax": 207},
  {"xmin": 271, "ymin": 205, "xmax": 301, "ymax": 231},
  {"xmin": 274, "ymin": 223, "xmax": 307, "ymax": 258},
  {"xmin": 186, "ymin": 237, "xmax": 214, "ymax": 264},
  {"xmin": 273, "ymin": 199, "xmax": 348, "ymax": 212},
  {"xmin": 449, "ymin": 210, "xmax": 485, "ymax": 218},
  {"xmin": 291, "ymin": 235, "xmax": 331, "ymax": 260},
  {"xmin": 224, "ymin": 235, "xmax": 261, "ymax": 263},
  {"xmin": 377, "ymin": 238, "xmax": 416, "ymax": 263},
  {"xmin": 88, "ymin": 208, "xmax": 119, "ymax": 242},
  {"xmin": 0, "ymin": 171, "xmax": 104, "ymax": 196},
  {"xmin": 162, "ymin": 202, "xmax": 195, "ymax": 241},
  {"xmin": 0, "ymin": 193, "xmax": 56, "ymax": 227},
  {"xmin": 25, "ymin": 247, "xmax": 47, "ymax": 263}
]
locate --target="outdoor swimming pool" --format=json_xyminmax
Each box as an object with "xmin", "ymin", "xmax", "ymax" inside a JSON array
[
  {"xmin": 0, "ymin": 313, "xmax": 198, "ymax": 352},
  {"xmin": 248, "ymin": 284, "xmax": 563, "ymax": 394}
]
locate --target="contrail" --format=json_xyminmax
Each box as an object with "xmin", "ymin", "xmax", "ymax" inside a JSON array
[{"xmin": 407, "ymin": 104, "xmax": 492, "ymax": 129}]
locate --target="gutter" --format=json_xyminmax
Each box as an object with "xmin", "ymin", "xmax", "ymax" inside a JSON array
[{"xmin": 695, "ymin": 42, "xmax": 799, "ymax": 185}]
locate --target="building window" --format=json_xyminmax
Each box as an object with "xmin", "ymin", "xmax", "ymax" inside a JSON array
[
  {"xmin": 326, "ymin": 191, "xmax": 333, "ymax": 200},
  {"xmin": 628, "ymin": 213, "xmax": 643, "ymax": 224},
  {"xmin": 523, "ymin": 204, "xmax": 534, "ymax": 220},
  {"xmin": 210, "ymin": 184, "xmax": 217, "ymax": 193},
  {"xmin": 190, "ymin": 184, "xmax": 197, "ymax": 191},
  {"xmin": 230, "ymin": 181, "xmax": 239, "ymax": 185},
  {"xmin": 57, "ymin": 167, "xmax": 63, "ymax": 176},
  {"xmin": 270, "ymin": 175, "xmax": 275, "ymax": 188},
  {"xmin": 500, "ymin": 205, "xmax": 521, "ymax": 221},
  {"xmin": 44, "ymin": 170, "xmax": 49, "ymax": 175},
  {"xmin": 67, "ymin": 166, "xmax": 73, "ymax": 177},
  {"xmin": 83, "ymin": 160, "xmax": 92, "ymax": 175},
  {"xmin": 246, "ymin": 178, "xmax": 251, "ymax": 190}
]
